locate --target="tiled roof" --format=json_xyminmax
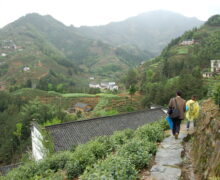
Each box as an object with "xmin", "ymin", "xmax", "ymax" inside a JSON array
[
  {"xmin": 74, "ymin": 102, "xmax": 89, "ymax": 108},
  {"xmin": 45, "ymin": 109, "xmax": 166, "ymax": 152}
]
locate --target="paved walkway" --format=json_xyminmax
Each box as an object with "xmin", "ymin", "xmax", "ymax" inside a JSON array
[{"xmin": 149, "ymin": 126, "xmax": 188, "ymax": 180}]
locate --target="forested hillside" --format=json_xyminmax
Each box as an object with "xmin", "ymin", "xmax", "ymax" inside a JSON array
[
  {"xmin": 0, "ymin": 11, "xmax": 203, "ymax": 91},
  {"xmin": 78, "ymin": 10, "xmax": 203, "ymax": 56},
  {"xmin": 0, "ymin": 13, "xmax": 147, "ymax": 91},
  {"xmin": 124, "ymin": 14, "xmax": 220, "ymax": 106}
]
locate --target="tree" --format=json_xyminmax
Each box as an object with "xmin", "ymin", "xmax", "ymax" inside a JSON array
[
  {"xmin": 123, "ymin": 69, "xmax": 138, "ymax": 89},
  {"xmin": 13, "ymin": 123, "xmax": 23, "ymax": 153},
  {"xmin": 129, "ymin": 85, "xmax": 137, "ymax": 104},
  {"xmin": 25, "ymin": 79, "xmax": 32, "ymax": 88}
]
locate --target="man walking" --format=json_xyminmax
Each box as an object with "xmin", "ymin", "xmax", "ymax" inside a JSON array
[{"xmin": 168, "ymin": 91, "xmax": 186, "ymax": 139}]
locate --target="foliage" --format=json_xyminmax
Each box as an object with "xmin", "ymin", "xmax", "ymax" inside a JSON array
[
  {"xmin": 206, "ymin": 15, "xmax": 220, "ymax": 26},
  {"xmin": 134, "ymin": 123, "xmax": 164, "ymax": 142},
  {"xmin": 43, "ymin": 118, "xmax": 61, "ymax": 126},
  {"xmin": 88, "ymin": 88, "xmax": 101, "ymax": 94},
  {"xmin": 212, "ymin": 83, "xmax": 220, "ymax": 107},
  {"xmin": 0, "ymin": 92, "xmax": 26, "ymax": 164},
  {"xmin": 117, "ymin": 139, "xmax": 153, "ymax": 169},
  {"xmin": 123, "ymin": 69, "xmax": 138, "ymax": 89},
  {"xmin": 80, "ymin": 155, "xmax": 138, "ymax": 180},
  {"xmin": 2, "ymin": 120, "xmax": 167, "ymax": 179}
]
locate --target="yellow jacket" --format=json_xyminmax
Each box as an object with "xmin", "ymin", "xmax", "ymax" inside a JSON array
[{"xmin": 185, "ymin": 99, "xmax": 200, "ymax": 121}]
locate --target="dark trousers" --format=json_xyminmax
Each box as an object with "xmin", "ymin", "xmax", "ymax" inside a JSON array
[{"xmin": 172, "ymin": 118, "xmax": 182, "ymax": 135}]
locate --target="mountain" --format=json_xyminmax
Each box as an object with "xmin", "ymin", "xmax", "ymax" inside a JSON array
[
  {"xmin": 131, "ymin": 14, "xmax": 220, "ymax": 106},
  {"xmin": 78, "ymin": 10, "xmax": 204, "ymax": 56},
  {"xmin": 0, "ymin": 13, "xmax": 147, "ymax": 91},
  {"xmin": 0, "ymin": 11, "xmax": 203, "ymax": 91}
]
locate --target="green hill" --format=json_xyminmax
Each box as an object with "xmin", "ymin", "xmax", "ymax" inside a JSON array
[
  {"xmin": 128, "ymin": 14, "xmax": 220, "ymax": 106},
  {"xmin": 0, "ymin": 12, "xmax": 203, "ymax": 91},
  {"xmin": 78, "ymin": 10, "xmax": 203, "ymax": 56},
  {"xmin": 0, "ymin": 13, "xmax": 147, "ymax": 91}
]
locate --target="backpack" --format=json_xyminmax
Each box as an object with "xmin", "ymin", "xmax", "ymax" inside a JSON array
[{"xmin": 168, "ymin": 98, "xmax": 180, "ymax": 119}]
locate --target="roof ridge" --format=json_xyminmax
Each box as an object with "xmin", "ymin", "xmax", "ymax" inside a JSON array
[{"xmin": 45, "ymin": 108, "xmax": 164, "ymax": 129}]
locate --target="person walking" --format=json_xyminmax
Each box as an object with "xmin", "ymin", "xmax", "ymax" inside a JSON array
[
  {"xmin": 168, "ymin": 91, "xmax": 186, "ymax": 139},
  {"xmin": 185, "ymin": 95, "xmax": 200, "ymax": 131}
]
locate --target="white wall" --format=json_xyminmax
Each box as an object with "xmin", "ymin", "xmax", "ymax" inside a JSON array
[{"xmin": 31, "ymin": 125, "xmax": 46, "ymax": 161}]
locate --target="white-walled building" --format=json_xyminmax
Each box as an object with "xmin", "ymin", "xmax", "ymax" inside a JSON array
[
  {"xmin": 31, "ymin": 122, "xmax": 48, "ymax": 161},
  {"xmin": 211, "ymin": 60, "xmax": 220, "ymax": 72},
  {"xmin": 89, "ymin": 83, "xmax": 101, "ymax": 88},
  {"xmin": 23, "ymin": 66, "xmax": 30, "ymax": 72},
  {"xmin": 179, "ymin": 39, "xmax": 195, "ymax": 46}
]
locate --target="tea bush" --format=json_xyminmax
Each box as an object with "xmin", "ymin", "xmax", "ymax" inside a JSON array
[
  {"xmin": 1, "ymin": 120, "xmax": 167, "ymax": 180},
  {"xmin": 117, "ymin": 139, "xmax": 152, "ymax": 169},
  {"xmin": 80, "ymin": 155, "xmax": 138, "ymax": 180}
]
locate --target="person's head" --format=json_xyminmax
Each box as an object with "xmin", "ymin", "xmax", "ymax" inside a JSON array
[
  {"xmin": 176, "ymin": 91, "xmax": 182, "ymax": 97},
  {"xmin": 191, "ymin": 95, "xmax": 197, "ymax": 101}
]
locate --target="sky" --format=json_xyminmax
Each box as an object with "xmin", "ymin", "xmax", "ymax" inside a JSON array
[{"xmin": 0, "ymin": 0, "xmax": 220, "ymax": 28}]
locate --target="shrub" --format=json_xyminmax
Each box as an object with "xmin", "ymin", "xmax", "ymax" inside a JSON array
[
  {"xmin": 36, "ymin": 151, "xmax": 72, "ymax": 174},
  {"xmin": 117, "ymin": 139, "xmax": 152, "ymax": 169},
  {"xmin": 134, "ymin": 123, "xmax": 164, "ymax": 142},
  {"xmin": 110, "ymin": 129, "xmax": 134, "ymax": 146},
  {"xmin": 3, "ymin": 162, "xmax": 38, "ymax": 180},
  {"xmin": 30, "ymin": 169, "xmax": 65, "ymax": 180},
  {"xmin": 213, "ymin": 84, "xmax": 220, "ymax": 107},
  {"xmin": 80, "ymin": 155, "xmax": 138, "ymax": 180},
  {"xmin": 65, "ymin": 150, "xmax": 96, "ymax": 179}
]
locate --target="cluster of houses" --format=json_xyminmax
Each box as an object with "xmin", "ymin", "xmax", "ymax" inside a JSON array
[
  {"xmin": 203, "ymin": 60, "xmax": 220, "ymax": 78},
  {"xmin": 179, "ymin": 39, "xmax": 196, "ymax": 46},
  {"xmin": 0, "ymin": 40, "xmax": 23, "ymax": 58},
  {"xmin": 89, "ymin": 80, "xmax": 119, "ymax": 91}
]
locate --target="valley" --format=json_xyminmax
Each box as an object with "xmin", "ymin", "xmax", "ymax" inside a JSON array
[{"xmin": 0, "ymin": 10, "xmax": 220, "ymax": 180}]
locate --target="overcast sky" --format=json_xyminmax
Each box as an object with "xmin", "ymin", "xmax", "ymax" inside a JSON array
[{"xmin": 0, "ymin": 0, "xmax": 220, "ymax": 28}]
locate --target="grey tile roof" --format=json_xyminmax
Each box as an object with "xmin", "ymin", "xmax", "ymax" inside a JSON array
[
  {"xmin": 45, "ymin": 109, "xmax": 166, "ymax": 152},
  {"xmin": 74, "ymin": 102, "xmax": 89, "ymax": 108}
]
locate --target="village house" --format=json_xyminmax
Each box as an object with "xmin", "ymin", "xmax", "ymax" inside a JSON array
[
  {"xmin": 109, "ymin": 84, "xmax": 119, "ymax": 91},
  {"xmin": 73, "ymin": 102, "xmax": 92, "ymax": 113},
  {"xmin": 100, "ymin": 82, "xmax": 109, "ymax": 89},
  {"xmin": 23, "ymin": 66, "xmax": 30, "ymax": 72},
  {"xmin": 89, "ymin": 83, "xmax": 101, "ymax": 89},
  {"xmin": 31, "ymin": 108, "xmax": 166, "ymax": 160},
  {"xmin": 202, "ymin": 72, "xmax": 213, "ymax": 78},
  {"xmin": 179, "ymin": 39, "xmax": 195, "ymax": 46},
  {"xmin": 211, "ymin": 60, "xmax": 220, "ymax": 73}
]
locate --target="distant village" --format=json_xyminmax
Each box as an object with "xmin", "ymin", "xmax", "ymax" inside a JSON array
[
  {"xmin": 0, "ymin": 39, "xmax": 24, "ymax": 57},
  {"xmin": 89, "ymin": 77, "xmax": 119, "ymax": 91}
]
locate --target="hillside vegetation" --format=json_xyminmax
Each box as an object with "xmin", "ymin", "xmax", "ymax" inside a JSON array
[
  {"xmin": 0, "ymin": 11, "xmax": 203, "ymax": 91},
  {"xmin": 0, "ymin": 120, "xmax": 168, "ymax": 180},
  {"xmin": 79, "ymin": 10, "xmax": 203, "ymax": 56},
  {"xmin": 0, "ymin": 13, "xmax": 148, "ymax": 91},
  {"xmin": 124, "ymin": 14, "xmax": 220, "ymax": 106}
]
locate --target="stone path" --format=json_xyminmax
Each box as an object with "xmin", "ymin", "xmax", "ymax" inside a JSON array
[{"xmin": 150, "ymin": 130, "xmax": 187, "ymax": 180}]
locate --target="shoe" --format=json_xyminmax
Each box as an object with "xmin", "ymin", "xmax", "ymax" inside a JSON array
[{"xmin": 175, "ymin": 133, "xmax": 178, "ymax": 139}]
